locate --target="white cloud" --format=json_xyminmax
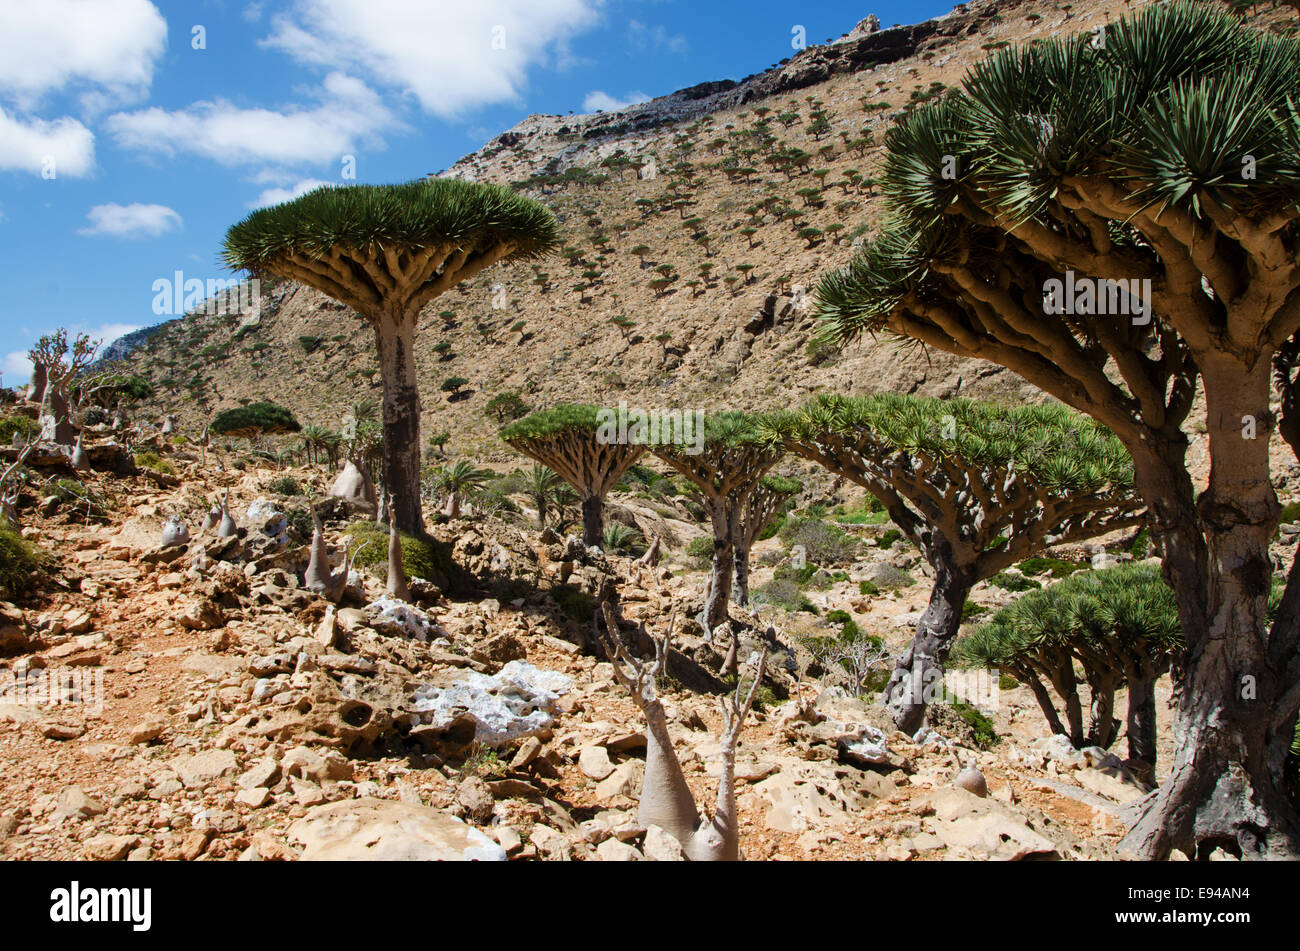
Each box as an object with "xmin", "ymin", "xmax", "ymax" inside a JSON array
[
  {"xmin": 78, "ymin": 202, "xmax": 182, "ymax": 238},
  {"xmin": 2, "ymin": 351, "xmax": 33, "ymax": 389},
  {"xmin": 0, "ymin": 106, "xmax": 94, "ymax": 177},
  {"xmin": 0, "ymin": 0, "xmax": 167, "ymax": 109},
  {"xmin": 87, "ymin": 322, "xmax": 143, "ymax": 348},
  {"xmin": 250, "ymin": 178, "xmax": 335, "ymax": 208},
  {"xmin": 105, "ymin": 72, "xmax": 399, "ymax": 167},
  {"xmin": 627, "ymin": 19, "xmax": 687, "ymax": 55},
  {"xmin": 583, "ymin": 90, "xmax": 651, "ymax": 113},
  {"xmin": 263, "ymin": 0, "xmax": 600, "ymax": 118}
]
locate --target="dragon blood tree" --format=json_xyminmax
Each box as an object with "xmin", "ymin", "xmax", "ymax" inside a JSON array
[
  {"xmin": 766, "ymin": 394, "xmax": 1144, "ymax": 732},
  {"xmin": 653, "ymin": 412, "xmax": 784, "ymax": 631},
  {"xmin": 500, "ymin": 405, "xmax": 647, "ymax": 546},
  {"xmin": 955, "ymin": 563, "xmax": 1186, "ymax": 772},
  {"xmin": 816, "ymin": 2, "xmax": 1300, "ymax": 858},
  {"xmin": 222, "ymin": 179, "xmax": 560, "ymax": 534}
]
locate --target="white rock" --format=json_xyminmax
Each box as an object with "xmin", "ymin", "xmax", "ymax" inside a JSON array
[
  {"xmin": 579, "ymin": 745, "xmax": 615, "ymax": 781},
  {"xmin": 643, "ymin": 825, "xmax": 685, "ymax": 861},
  {"xmin": 368, "ymin": 598, "xmax": 447, "ymax": 642},
  {"xmin": 595, "ymin": 838, "xmax": 643, "ymax": 861},
  {"xmin": 290, "ymin": 798, "xmax": 505, "ymax": 861},
  {"xmin": 410, "ymin": 661, "xmax": 573, "ymax": 748}
]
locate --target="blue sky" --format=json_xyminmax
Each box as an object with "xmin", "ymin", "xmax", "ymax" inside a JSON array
[{"xmin": 0, "ymin": 0, "xmax": 951, "ymax": 385}]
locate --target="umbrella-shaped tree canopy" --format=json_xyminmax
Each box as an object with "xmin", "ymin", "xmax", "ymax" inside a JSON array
[{"xmin": 221, "ymin": 178, "xmax": 560, "ymax": 535}]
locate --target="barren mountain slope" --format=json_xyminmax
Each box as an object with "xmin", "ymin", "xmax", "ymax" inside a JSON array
[{"xmin": 117, "ymin": 0, "xmax": 1154, "ymax": 456}]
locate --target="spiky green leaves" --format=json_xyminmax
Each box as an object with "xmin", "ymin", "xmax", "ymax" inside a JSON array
[
  {"xmin": 954, "ymin": 564, "xmax": 1182, "ymax": 672},
  {"xmin": 499, "ymin": 404, "xmax": 604, "ymax": 442},
  {"xmin": 767, "ymin": 393, "xmax": 1134, "ymax": 495},
  {"xmin": 223, "ymin": 178, "xmax": 561, "ymax": 273}
]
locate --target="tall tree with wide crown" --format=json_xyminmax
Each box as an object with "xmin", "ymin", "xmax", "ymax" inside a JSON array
[{"xmin": 223, "ymin": 179, "xmax": 560, "ymax": 534}]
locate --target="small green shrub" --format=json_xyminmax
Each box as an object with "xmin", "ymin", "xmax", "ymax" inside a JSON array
[
  {"xmin": 551, "ymin": 584, "xmax": 597, "ymax": 623},
  {"xmin": 961, "ymin": 601, "xmax": 988, "ymax": 622},
  {"xmin": 753, "ymin": 578, "xmax": 818, "ymax": 614},
  {"xmin": 134, "ymin": 451, "xmax": 175, "ymax": 476},
  {"xmin": 859, "ymin": 579, "xmax": 880, "ymax": 596},
  {"xmin": 685, "ymin": 536, "xmax": 713, "ymax": 569},
  {"xmin": 988, "ymin": 571, "xmax": 1041, "ymax": 592},
  {"xmin": 1017, "ymin": 556, "xmax": 1085, "ymax": 578},
  {"xmin": 825, "ymin": 609, "xmax": 852, "ymax": 624},
  {"xmin": 778, "ymin": 517, "xmax": 859, "ymax": 565},
  {"xmin": 869, "ymin": 565, "xmax": 915, "ymax": 590},
  {"xmin": 601, "ymin": 522, "xmax": 646, "ymax": 555},
  {"xmin": 284, "ymin": 507, "xmax": 313, "ymax": 542},
  {"xmin": 0, "ymin": 526, "xmax": 46, "ymax": 600},
  {"xmin": 949, "ymin": 699, "xmax": 1000, "ymax": 750},
  {"xmin": 0, "ymin": 416, "xmax": 40, "ymax": 444},
  {"xmin": 267, "ymin": 476, "xmax": 302, "ymax": 496},
  {"xmin": 51, "ymin": 478, "xmax": 105, "ymax": 516},
  {"xmin": 461, "ymin": 743, "xmax": 507, "ymax": 778},
  {"xmin": 878, "ymin": 528, "xmax": 903, "ymax": 550},
  {"xmin": 342, "ymin": 522, "xmax": 453, "ymax": 584}
]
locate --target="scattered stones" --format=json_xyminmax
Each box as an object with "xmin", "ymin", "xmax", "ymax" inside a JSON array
[
  {"xmin": 530, "ymin": 824, "xmax": 573, "ymax": 861},
  {"xmin": 53, "ymin": 786, "xmax": 107, "ymax": 822}
]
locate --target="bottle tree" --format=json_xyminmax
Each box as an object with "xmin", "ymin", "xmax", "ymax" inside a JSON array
[{"xmin": 816, "ymin": 3, "xmax": 1300, "ymax": 857}]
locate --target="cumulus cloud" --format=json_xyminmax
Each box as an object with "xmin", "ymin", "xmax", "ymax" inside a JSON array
[
  {"xmin": 104, "ymin": 72, "xmax": 399, "ymax": 167},
  {"xmin": 262, "ymin": 0, "xmax": 600, "ymax": 117},
  {"xmin": 582, "ymin": 90, "xmax": 651, "ymax": 113},
  {"xmin": 249, "ymin": 178, "xmax": 335, "ymax": 208},
  {"xmin": 78, "ymin": 202, "xmax": 182, "ymax": 238},
  {"xmin": 627, "ymin": 19, "xmax": 687, "ymax": 55},
  {"xmin": 0, "ymin": 107, "xmax": 94, "ymax": 177},
  {"xmin": 2, "ymin": 351, "xmax": 33, "ymax": 389},
  {"xmin": 0, "ymin": 0, "xmax": 167, "ymax": 109}
]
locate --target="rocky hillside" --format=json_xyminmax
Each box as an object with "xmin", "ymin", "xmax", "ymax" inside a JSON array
[
  {"xmin": 0, "ymin": 409, "xmax": 1171, "ymax": 862},
  {"xmin": 113, "ymin": 0, "xmax": 1160, "ymax": 459}
]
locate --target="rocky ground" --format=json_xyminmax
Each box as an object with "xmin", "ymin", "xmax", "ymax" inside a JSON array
[{"xmin": 0, "ymin": 412, "xmax": 1228, "ymax": 864}]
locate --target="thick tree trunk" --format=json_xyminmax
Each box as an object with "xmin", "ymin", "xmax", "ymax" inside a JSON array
[
  {"xmin": 580, "ymin": 494, "xmax": 602, "ymax": 547},
  {"xmin": 1125, "ymin": 673, "xmax": 1158, "ymax": 769},
  {"xmin": 1048, "ymin": 657, "xmax": 1086, "ymax": 749},
  {"xmin": 25, "ymin": 363, "xmax": 46, "ymax": 404},
  {"xmin": 374, "ymin": 316, "xmax": 423, "ymax": 535},
  {"xmin": 701, "ymin": 498, "xmax": 738, "ymax": 633},
  {"xmin": 1122, "ymin": 357, "xmax": 1300, "ymax": 859},
  {"xmin": 882, "ymin": 549, "xmax": 973, "ymax": 735},
  {"xmin": 731, "ymin": 539, "xmax": 751, "ymax": 607},
  {"xmin": 39, "ymin": 378, "xmax": 76, "ymax": 446},
  {"xmin": 1085, "ymin": 669, "xmax": 1121, "ymax": 750}
]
